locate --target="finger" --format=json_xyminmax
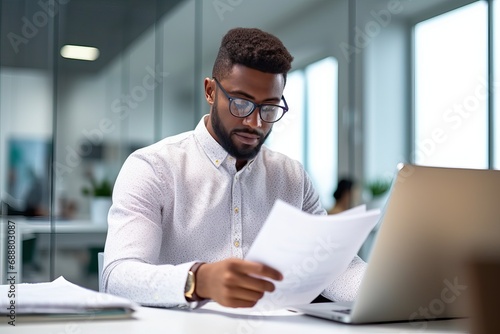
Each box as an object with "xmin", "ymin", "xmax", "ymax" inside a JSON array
[
  {"xmin": 241, "ymin": 261, "xmax": 283, "ymax": 281},
  {"xmin": 231, "ymin": 273, "xmax": 276, "ymax": 294},
  {"xmin": 227, "ymin": 285, "xmax": 266, "ymax": 302}
]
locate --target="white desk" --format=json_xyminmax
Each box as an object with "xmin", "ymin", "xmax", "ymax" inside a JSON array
[
  {"xmin": 0, "ymin": 303, "xmax": 470, "ymax": 333},
  {"xmin": 1, "ymin": 216, "xmax": 108, "ymax": 243},
  {"xmin": 12, "ymin": 217, "xmax": 108, "ymax": 234},
  {"xmin": 18, "ymin": 219, "xmax": 108, "ymax": 249}
]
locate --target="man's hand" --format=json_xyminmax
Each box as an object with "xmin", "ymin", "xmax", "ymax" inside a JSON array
[{"xmin": 195, "ymin": 258, "xmax": 283, "ymax": 308}]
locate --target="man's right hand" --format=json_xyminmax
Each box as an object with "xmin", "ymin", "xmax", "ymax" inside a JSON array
[{"xmin": 194, "ymin": 258, "xmax": 283, "ymax": 308}]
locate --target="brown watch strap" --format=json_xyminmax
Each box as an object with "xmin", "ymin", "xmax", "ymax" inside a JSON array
[{"xmin": 187, "ymin": 262, "xmax": 205, "ymax": 302}]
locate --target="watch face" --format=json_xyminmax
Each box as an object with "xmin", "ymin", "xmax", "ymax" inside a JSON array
[{"xmin": 184, "ymin": 271, "xmax": 195, "ymax": 297}]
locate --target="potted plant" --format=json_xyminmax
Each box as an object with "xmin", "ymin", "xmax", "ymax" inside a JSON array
[
  {"xmin": 367, "ymin": 179, "xmax": 391, "ymax": 198},
  {"xmin": 365, "ymin": 178, "xmax": 392, "ymax": 210},
  {"xmin": 82, "ymin": 178, "xmax": 113, "ymax": 224}
]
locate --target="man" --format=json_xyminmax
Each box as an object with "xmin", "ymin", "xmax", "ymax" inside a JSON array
[{"xmin": 103, "ymin": 27, "xmax": 366, "ymax": 308}]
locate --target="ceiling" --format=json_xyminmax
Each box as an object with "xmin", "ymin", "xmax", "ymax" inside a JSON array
[{"xmin": 0, "ymin": 0, "xmax": 182, "ymax": 73}]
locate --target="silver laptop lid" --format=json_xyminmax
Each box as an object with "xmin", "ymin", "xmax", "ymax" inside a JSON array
[{"xmin": 350, "ymin": 164, "xmax": 500, "ymax": 323}]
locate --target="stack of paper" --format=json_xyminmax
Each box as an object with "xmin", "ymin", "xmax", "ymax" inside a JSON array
[
  {"xmin": 0, "ymin": 276, "xmax": 138, "ymax": 322},
  {"xmin": 246, "ymin": 200, "xmax": 380, "ymax": 310}
]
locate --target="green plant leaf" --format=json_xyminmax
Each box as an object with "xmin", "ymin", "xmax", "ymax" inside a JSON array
[
  {"xmin": 81, "ymin": 179, "xmax": 113, "ymax": 197},
  {"xmin": 366, "ymin": 179, "xmax": 392, "ymax": 198}
]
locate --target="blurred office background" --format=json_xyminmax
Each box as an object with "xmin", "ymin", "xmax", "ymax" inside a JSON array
[{"xmin": 0, "ymin": 0, "xmax": 498, "ymax": 290}]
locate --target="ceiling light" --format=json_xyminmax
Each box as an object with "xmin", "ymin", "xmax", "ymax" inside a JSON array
[{"xmin": 60, "ymin": 45, "xmax": 100, "ymax": 61}]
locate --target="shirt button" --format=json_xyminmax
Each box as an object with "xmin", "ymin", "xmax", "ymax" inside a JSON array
[
  {"xmin": 234, "ymin": 207, "xmax": 239, "ymax": 214},
  {"xmin": 234, "ymin": 240, "xmax": 240, "ymax": 248},
  {"xmin": 215, "ymin": 159, "xmax": 219, "ymax": 165}
]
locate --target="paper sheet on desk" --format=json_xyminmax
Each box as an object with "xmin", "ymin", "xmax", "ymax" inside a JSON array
[
  {"xmin": 0, "ymin": 276, "xmax": 137, "ymax": 320},
  {"xmin": 245, "ymin": 200, "xmax": 380, "ymax": 310}
]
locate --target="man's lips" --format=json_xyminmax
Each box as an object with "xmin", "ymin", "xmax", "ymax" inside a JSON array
[{"xmin": 233, "ymin": 131, "xmax": 261, "ymax": 146}]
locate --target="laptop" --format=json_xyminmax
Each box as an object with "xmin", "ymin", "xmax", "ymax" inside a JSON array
[{"xmin": 289, "ymin": 164, "xmax": 500, "ymax": 324}]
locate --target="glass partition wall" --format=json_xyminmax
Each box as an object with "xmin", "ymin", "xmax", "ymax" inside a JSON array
[
  {"xmin": 1, "ymin": 0, "xmax": 498, "ymax": 288},
  {"xmin": 1, "ymin": 0, "xmax": 56, "ymax": 285}
]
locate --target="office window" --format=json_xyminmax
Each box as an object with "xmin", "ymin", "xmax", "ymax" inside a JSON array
[
  {"xmin": 266, "ymin": 71, "xmax": 305, "ymax": 163},
  {"xmin": 414, "ymin": 1, "xmax": 488, "ymax": 169},
  {"xmin": 267, "ymin": 57, "xmax": 338, "ymax": 209}
]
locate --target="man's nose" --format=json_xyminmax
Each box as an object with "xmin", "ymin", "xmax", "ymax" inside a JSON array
[{"xmin": 243, "ymin": 109, "xmax": 262, "ymax": 128}]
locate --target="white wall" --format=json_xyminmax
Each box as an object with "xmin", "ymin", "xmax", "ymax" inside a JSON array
[
  {"xmin": 359, "ymin": 5, "xmax": 410, "ymax": 183},
  {"xmin": 0, "ymin": 69, "xmax": 52, "ymax": 206},
  {"xmin": 0, "ymin": 69, "xmax": 53, "ymax": 137}
]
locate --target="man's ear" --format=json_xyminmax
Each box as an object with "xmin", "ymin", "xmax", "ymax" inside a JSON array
[{"xmin": 204, "ymin": 78, "xmax": 215, "ymax": 105}]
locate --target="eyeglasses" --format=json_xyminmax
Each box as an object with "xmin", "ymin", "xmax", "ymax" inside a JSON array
[{"xmin": 213, "ymin": 78, "xmax": 288, "ymax": 123}]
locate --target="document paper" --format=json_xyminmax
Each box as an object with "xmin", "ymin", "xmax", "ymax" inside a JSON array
[
  {"xmin": 245, "ymin": 200, "xmax": 380, "ymax": 310},
  {"xmin": 0, "ymin": 276, "xmax": 138, "ymax": 320}
]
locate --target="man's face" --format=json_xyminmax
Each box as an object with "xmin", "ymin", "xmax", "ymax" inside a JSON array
[{"xmin": 205, "ymin": 65, "xmax": 285, "ymax": 162}]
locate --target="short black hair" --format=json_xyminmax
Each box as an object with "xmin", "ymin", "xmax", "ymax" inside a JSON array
[
  {"xmin": 333, "ymin": 179, "xmax": 354, "ymax": 201},
  {"xmin": 212, "ymin": 27, "xmax": 293, "ymax": 82}
]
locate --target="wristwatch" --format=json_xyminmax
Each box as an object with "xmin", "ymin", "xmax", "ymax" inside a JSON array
[{"xmin": 184, "ymin": 262, "xmax": 205, "ymax": 301}]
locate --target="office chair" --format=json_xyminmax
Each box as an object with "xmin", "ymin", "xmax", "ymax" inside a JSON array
[{"xmin": 98, "ymin": 252, "xmax": 104, "ymax": 292}]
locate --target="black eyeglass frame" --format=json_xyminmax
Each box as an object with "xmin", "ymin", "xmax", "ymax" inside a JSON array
[{"xmin": 213, "ymin": 78, "xmax": 289, "ymax": 123}]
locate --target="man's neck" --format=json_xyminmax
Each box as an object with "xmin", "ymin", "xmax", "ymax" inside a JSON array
[{"xmin": 235, "ymin": 159, "xmax": 247, "ymax": 171}]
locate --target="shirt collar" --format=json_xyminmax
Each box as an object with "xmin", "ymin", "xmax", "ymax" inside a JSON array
[
  {"xmin": 194, "ymin": 115, "xmax": 258, "ymax": 169},
  {"xmin": 194, "ymin": 115, "xmax": 229, "ymax": 168}
]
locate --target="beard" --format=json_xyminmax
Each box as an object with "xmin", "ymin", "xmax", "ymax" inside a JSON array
[{"xmin": 211, "ymin": 99, "xmax": 271, "ymax": 161}]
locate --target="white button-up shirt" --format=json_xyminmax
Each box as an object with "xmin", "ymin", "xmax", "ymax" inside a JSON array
[{"xmin": 103, "ymin": 116, "xmax": 366, "ymax": 307}]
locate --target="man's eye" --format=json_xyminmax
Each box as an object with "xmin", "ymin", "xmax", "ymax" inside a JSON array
[
  {"xmin": 261, "ymin": 106, "xmax": 277, "ymax": 112},
  {"xmin": 234, "ymin": 100, "xmax": 252, "ymax": 111}
]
